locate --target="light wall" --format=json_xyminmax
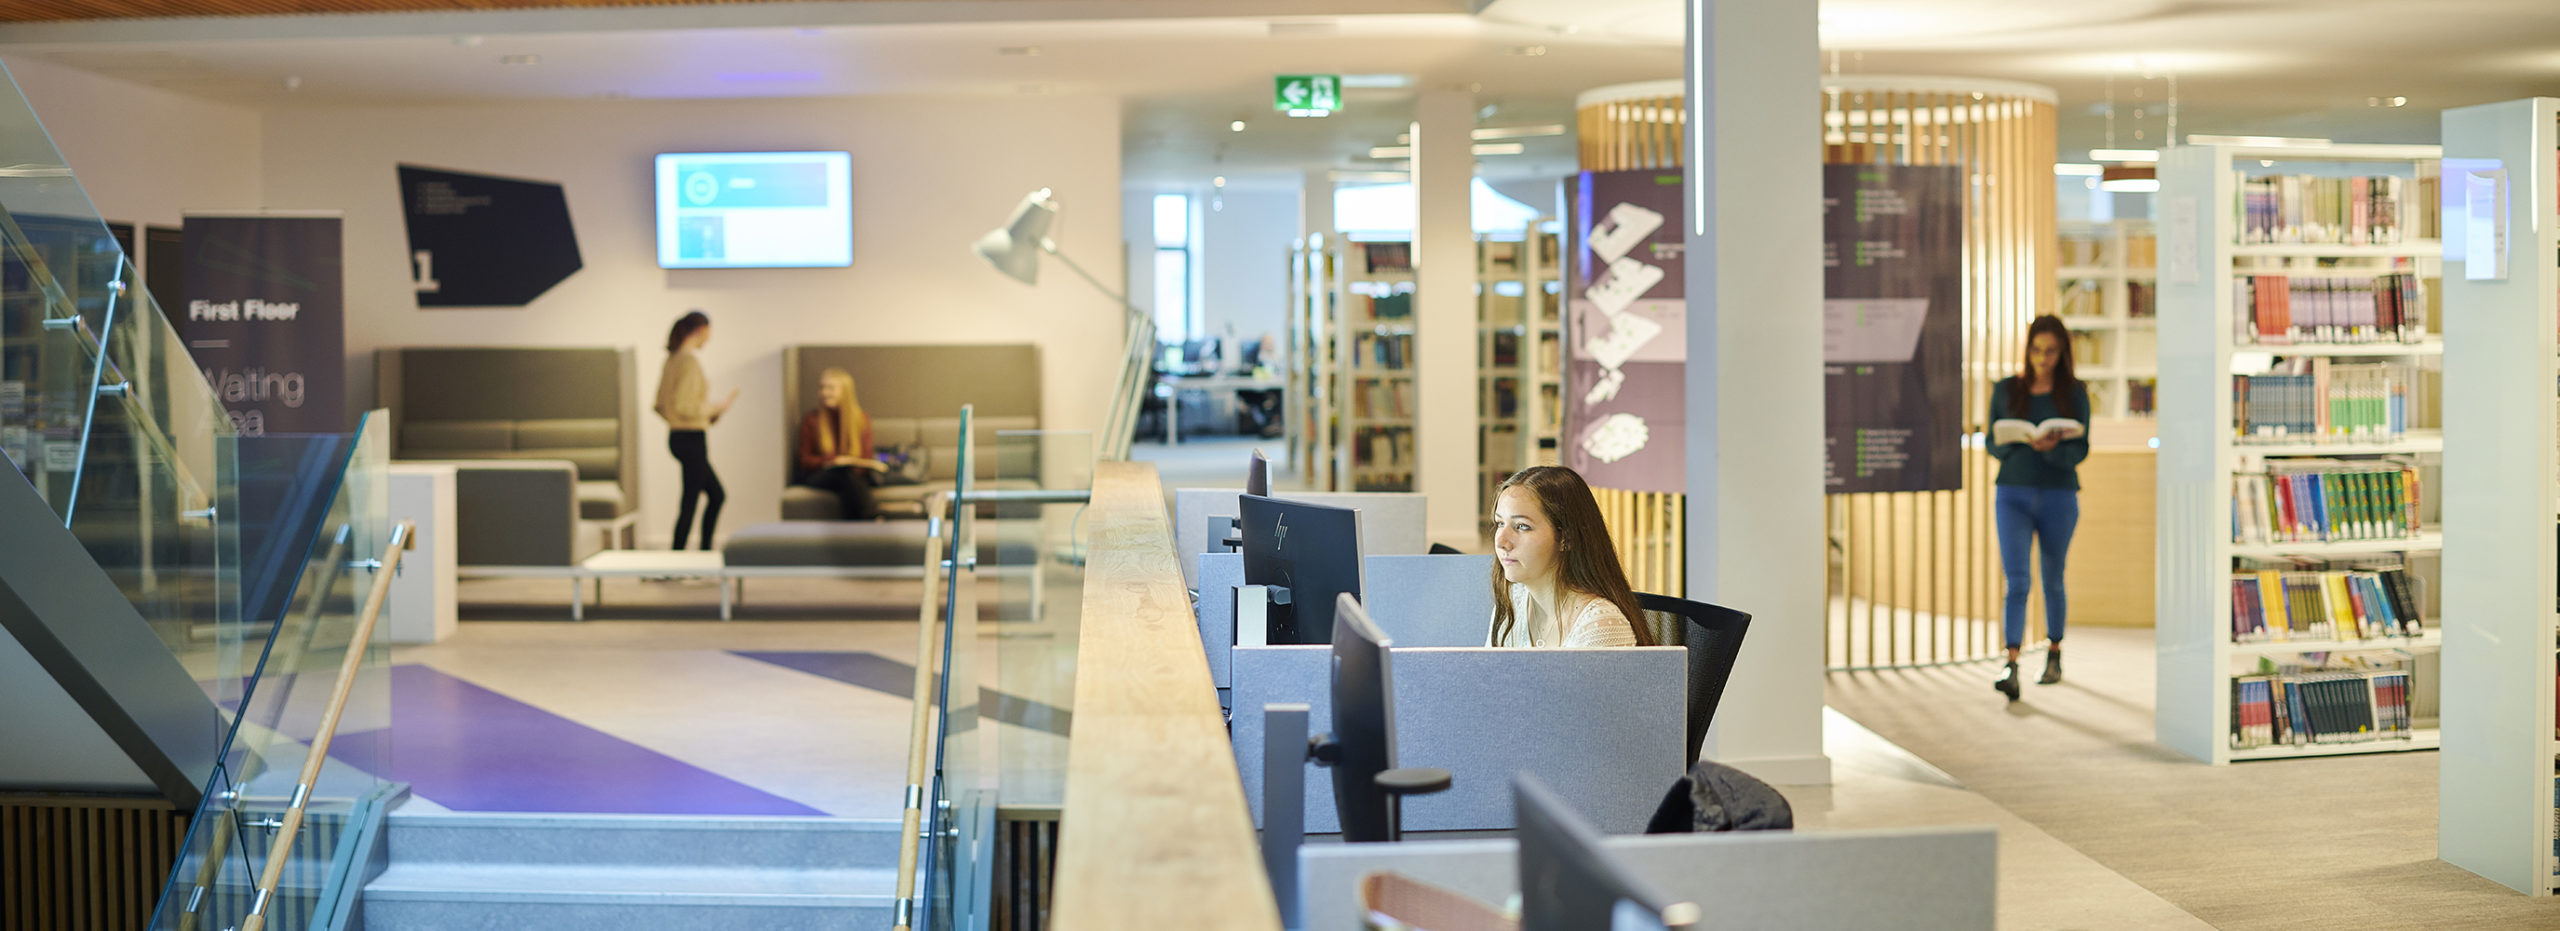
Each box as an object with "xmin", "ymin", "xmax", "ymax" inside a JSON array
[
  {"xmin": 2, "ymin": 55, "xmax": 265, "ymax": 231},
  {"xmin": 36, "ymin": 90, "xmax": 1120, "ymax": 546},
  {"xmin": 1121, "ymin": 184, "xmax": 1294, "ymax": 362}
]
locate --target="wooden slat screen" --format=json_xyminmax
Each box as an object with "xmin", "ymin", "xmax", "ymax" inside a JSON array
[
  {"xmin": 2, "ymin": 795, "xmax": 189, "ymax": 931},
  {"xmin": 1575, "ymin": 81, "xmax": 2055, "ymax": 657}
]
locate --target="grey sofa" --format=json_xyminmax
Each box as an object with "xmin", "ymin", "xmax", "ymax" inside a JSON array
[
  {"xmin": 377, "ymin": 347, "xmax": 641, "ymax": 566},
  {"xmin": 779, "ymin": 344, "xmax": 1041, "ymax": 520}
]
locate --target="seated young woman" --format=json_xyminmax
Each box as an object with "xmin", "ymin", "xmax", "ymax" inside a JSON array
[
  {"xmin": 795, "ymin": 367, "xmax": 886, "ymax": 520},
  {"xmin": 1486, "ymin": 465, "xmax": 1652, "ymax": 648}
]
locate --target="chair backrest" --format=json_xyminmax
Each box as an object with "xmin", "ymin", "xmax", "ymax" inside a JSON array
[{"xmin": 1636, "ymin": 592, "xmax": 1752, "ymax": 765}]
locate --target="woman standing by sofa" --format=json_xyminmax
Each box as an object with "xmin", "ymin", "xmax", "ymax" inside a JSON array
[{"xmin": 657, "ymin": 310, "xmax": 737, "ymax": 550}]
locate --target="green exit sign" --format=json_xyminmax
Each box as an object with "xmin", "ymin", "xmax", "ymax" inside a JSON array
[{"xmin": 1274, "ymin": 75, "xmax": 1341, "ymax": 115}]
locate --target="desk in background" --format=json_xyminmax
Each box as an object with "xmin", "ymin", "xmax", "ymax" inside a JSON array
[{"xmin": 1158, "ymin": 373, "xmax": 1286, "ymax": 445}]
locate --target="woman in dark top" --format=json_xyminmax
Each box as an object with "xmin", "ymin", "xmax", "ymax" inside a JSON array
[
  {"xmin": 1989, "ymin": 314, "xmax": 2091, "ymax": 701},
  {"xmin": 795, "ymin": 367, "xmax": 883, "ymax": 520}
]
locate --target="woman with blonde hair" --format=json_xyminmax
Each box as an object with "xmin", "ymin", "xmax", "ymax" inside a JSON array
[
  {"xmin": 1486, "ymin": 465, "xmax": 1650, "ymax": 648},
  {"xmin": 795, "ymin": 367, "xmax": 883, "ymax": 520}
]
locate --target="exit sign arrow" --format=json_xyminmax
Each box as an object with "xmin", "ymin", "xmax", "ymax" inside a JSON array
[{"xmin": 1274, "ymin": 74, "xmax": 1341, "ymax": 114}]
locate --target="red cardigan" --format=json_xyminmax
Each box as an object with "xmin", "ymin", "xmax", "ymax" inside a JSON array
[{"xmin": 796, "ymin": 408, "xmax": 873, "ymax": 476}]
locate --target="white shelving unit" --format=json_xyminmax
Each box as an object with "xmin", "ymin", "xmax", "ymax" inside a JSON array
[
  {"xmin": 2438, "ymin": 97, "xmax": 2560, "ymax": 897},
  {"xmin": 1330, "ymin": 240, "xmax": 1417, "ymax": 492},
  {"xmin": 1287, "ymin": 233, "xmax": 1342, "ymax": 491},
  {"xmin": 2058, "ymin": 219, "xmax": 2159, "ymax": 422},
  {"xmin": 2154, "ymin": 141, "xmax": 2448, "ymax": 766},
  {"xmin": 1475, "ymin": 223, "xmax": 1561, "ymax": 514}
]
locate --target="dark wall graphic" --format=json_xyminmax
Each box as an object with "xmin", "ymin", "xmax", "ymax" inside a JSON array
[{"xmin": 399, "ymin": 164, "xmax": 582, "ymax": 307}]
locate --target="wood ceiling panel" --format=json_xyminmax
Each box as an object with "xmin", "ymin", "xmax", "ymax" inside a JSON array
[{"xmin": 0, "ymin": 0, "xmax": 854, "ymax": 24}]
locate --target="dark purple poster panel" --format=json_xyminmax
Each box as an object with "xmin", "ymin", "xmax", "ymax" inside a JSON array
[
  {"xmin": 1822, "ymin": 164, "xmax": 1964, "ymax": 493},
  {"xmin": 1562, "ymin": 169, "xmax": 1687, "ymax": 494},
  {"xmin": 176, "ymin": 215, "xmax": 345, "ymax": 436}
]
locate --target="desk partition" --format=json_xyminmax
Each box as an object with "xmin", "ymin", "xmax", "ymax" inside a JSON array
[
  {"xmin": 1232, "ymin": 645, "xmax": 1684, "ymax": 835},
  {"xmin": 1295, "ymin": 826, "xmax": 1998, "ymax": 931},
  {"xmin": 1173, "ymin": 489, "xmax": 1431, "ymax": 590},
  {"xmin": 1199, "ymin": 553, "xmax": 1495, "ymax": 694}
]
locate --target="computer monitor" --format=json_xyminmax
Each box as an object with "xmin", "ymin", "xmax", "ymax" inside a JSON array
[
  {"xmin": 1238, "ymin": 336, "xmax": 1266, "ymax": 369},
  {"xmin": 1238, "ymin": 493, "xmax": 1365, "ymax": 645},
  {"xmin": 1246, "ymin": 448, "xmax": 1271, "ymax": 497},
  {"xmin": 1328, "ymin": 593, "xmax": 1398, "ymax": 843},
  {"xmin": 1515, "ymin": 775, "xmax": 1701, "ymax": 931}
]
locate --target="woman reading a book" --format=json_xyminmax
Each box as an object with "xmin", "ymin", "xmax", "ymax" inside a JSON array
[
  {"xmin": 1485, "ymin": 466, "xmax": 1650, "ymax": 649},
  {"xmin": 1989, "ymin": 314, "xmax": 2092, "ymax": 700},
  {"xmin": 794, "ymin": 367, "xmax": 884, "ymax": 520}
]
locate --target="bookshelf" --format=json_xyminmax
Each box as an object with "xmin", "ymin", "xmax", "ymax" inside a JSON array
[
  {"xmin": 2154, "ymin": 142, "xmax": 2447, "ymax": 766},
  {"xmin": 1286, "ymin": 233, "xmax": 1339, "ymax": 491},
  {"xmin": 2437, "ymin": 97, "xmax": 2560, "ymax": 897},
  {"xmin": 2058, "ymin": 219, "xmax": 2159, "ymax": 422},
  {"xmin": 1475, "ymin": 223, "xmax": 1562, "ymax": 514},
  {"xmin": 1336, "ymin": 240, "xmax": 1417, "ymax": 492}
]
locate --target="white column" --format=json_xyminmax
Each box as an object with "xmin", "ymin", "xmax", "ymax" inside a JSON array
[
  {"xmin": 1412, "ymin": 89, "xmax": 1478, "ymax": 545},
  {"xmin": 1683, "ymin": 0, "xmax": 1831, "ymax": 785},
  {"xmin": 1300, "ymin": 169, "xmax": 1335, "ymax": 240}
]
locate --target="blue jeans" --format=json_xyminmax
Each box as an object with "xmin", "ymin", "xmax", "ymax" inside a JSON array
[{"xmin": 1995, "ymin": 485, "xmax": 2078, "ymax": 650}]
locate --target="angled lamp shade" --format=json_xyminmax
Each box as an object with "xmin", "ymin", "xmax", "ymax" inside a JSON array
[{"xmin": 974, "ymin": 187, "xmax": 1058, "ymax": 285}]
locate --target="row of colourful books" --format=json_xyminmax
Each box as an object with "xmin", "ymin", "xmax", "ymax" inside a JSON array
[
  {"xmin": 2231, "ymin": 460, "xmax": 2422, "ymax": 544},
  {"xmin": 2228, "ymin": 564, "xmax": 2424, "ymax": 641},
  {"xmin": 2230, "ymin": 670, "xmax": 2416, "ymax": 749},
  {"xmin": 2235, "ymin": 272, "xmax": 2427, "ymax": 344},
  {"xmin": 2233, "ymin": 359, "xmax": 2412, "ymax": 441},
  {"xmin": 1350, "ymin": 381, "xmax": 1415, "ymax": 420},
  {"xmin": 2235, "ymin": 173, "xmax": 2430, "ymax": 245}
]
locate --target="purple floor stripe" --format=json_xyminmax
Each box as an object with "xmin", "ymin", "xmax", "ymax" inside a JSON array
[
  {"xmin": 730, "ymin": 651, "xmax": 1072, "ymax": 736},
  {"xmin": 326, "ymin": 665, "xmax": 827, "ymax": 816}
]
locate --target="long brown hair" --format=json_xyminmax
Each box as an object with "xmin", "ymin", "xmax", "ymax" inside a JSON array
[
  {"xmin": 815, "ymin": 367, "xmax": 867, "ymax": 458},
  {"xmin": 666, "ymin": 310, "xmax": 710, "ymax": 354},
  {"xmin": 2008, "ymin": 314, "xmax": 2082, "ymax": 418},
  {"xmin": 1487, "ymin": 466, "xmax": 1652, "ymax": 647}
]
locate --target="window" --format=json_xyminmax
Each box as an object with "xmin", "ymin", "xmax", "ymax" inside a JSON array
[
  {"xmin": 1153, "ymin": 193, "xmax": 1192, "ymax": 343},
  {"xmin": 1332, "ymin": 178, "xmax": 1544, "ymax": 240}
]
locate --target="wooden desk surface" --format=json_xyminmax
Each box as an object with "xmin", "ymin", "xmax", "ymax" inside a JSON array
[{"xmin": 1052, "ymin": 461, "xmax": 1280, "ymax": 930}]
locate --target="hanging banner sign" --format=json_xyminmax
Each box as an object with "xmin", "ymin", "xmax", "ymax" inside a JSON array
[
  {"xmin": 176, "ymin": 214, "xmax": 346, "ymax": 436},
  {"xmin": 1562, "ymin": 169, "xmax": 1688, "ymax": 494},
  {"xmin": 398, "ymin": 164, "xmax": 582, "ymax": 307},
  {"xmin": 1822, "ymin": 164, "xmax": 1964, "ymax": 493}
]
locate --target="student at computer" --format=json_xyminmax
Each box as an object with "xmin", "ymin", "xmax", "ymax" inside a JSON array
[
  {"xmin": 1487, "ymin": 466, "xmax": 1651, "ymax": 648},
  {"xmin": 655, "ymin": 310, "xmax": 737, "ymax": 550},
  {"xmin": 794, "ymin": 367, "xmax": 884, "ymax": 519}
]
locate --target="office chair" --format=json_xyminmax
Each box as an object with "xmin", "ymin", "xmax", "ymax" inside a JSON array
[{"xmin": 1634, "ymin": 593, "xmax": 1753, "ymax": 766}]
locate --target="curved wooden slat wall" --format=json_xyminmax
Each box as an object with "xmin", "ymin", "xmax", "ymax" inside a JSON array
[{"xmin": 1575, "ymin": 80, "xmax": 2055, "ymax": 669}]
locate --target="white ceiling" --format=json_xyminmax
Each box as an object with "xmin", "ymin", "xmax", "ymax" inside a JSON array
[{"xmin": 5, "ymin": 0, "xmax": 2559, "ymax": 189}]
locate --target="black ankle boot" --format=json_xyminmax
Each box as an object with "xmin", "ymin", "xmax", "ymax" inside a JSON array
[
  {"xmin": 1994, "ymin": 661, "xmax": 2021, "ymax": 701},
  {"xmin": 2039, "ymin": 651, "xmax": 2062, "ymax": 685}
]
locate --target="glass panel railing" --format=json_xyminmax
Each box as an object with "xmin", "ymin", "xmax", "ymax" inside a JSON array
[
  {"xmin": 986, "ymin": 429, "xmax": 1091, "ymax": 926},
  {"xmin": 925, "ymin": 407, "xmax": 983, "ymax": 931},
  {"xmin": 150, "ymin": 412, "xmax": 393, "ymax": 931}
]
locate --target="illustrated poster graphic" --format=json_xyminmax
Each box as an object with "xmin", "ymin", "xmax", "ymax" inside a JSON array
[
  {"xmin": 399, "ymin": 164, "xmax": 582, "ymax": 307},
  {"xmin": 1561, "ymin": 169, "xmax": 1688, "ymax": 494},
  {"xmin": 1822, "ymin": 164, "xmax": 1964, "ymax": 493},
  {"xmin": 176, "ymin": 215, "xmax": 346, "ymax": 436}
]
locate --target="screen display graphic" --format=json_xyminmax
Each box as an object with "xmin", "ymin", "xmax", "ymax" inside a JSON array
[{"xmin": 655, "ymin": 151, "xmax": 852, "ymax": 268}]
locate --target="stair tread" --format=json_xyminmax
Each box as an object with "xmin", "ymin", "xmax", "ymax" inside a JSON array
[{"xmin": 366, "ymin": 863, "xmax": 899, "ymax": 901}]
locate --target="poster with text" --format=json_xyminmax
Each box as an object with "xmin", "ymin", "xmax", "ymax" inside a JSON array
[
  {"xmin": 1562, "ymin": 169, "xmax": 1687, "ymax": 494},
  {"xmin": 1822, "ymin": 164, "xmax": 1963, "ymax": 493},
  {"xmin": 176, "ymin": 215, "xmax": 345, "ymax": 436}
]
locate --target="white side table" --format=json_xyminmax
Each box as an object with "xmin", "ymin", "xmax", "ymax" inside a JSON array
[{"xmin": 386, "ymin": 463, "xmax": 458, "ymax": 643}]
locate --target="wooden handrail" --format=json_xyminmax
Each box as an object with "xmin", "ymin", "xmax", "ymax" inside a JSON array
[
  {"xmin": 890, "ymin": 494, "xmax": 956, "ymax": 931},
  {"xmin": 238, "ymin": 520, "xmax": 412, "ymax": 931}
]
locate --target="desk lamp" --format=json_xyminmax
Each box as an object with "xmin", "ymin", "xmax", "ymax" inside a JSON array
[{"xmin": 974, "ymin": 188, "xmax": 1153, "ymax": 460}]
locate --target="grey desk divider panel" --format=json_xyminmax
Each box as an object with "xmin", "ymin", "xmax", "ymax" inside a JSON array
[
  {"xmin": 1173, "ymin": 488, "xmax": 1431, "ymax": 590},
  {"xmin": 1197, "ymin": 553, "xmax": 1497, "ymax": 694},
  {"xmin": 1295, "ymin": 826, "xmax": 1998, "ymax": 931},
  {"xmin": 1233, "ymin": 646, "xmax": 1682, "ymax": 835}
]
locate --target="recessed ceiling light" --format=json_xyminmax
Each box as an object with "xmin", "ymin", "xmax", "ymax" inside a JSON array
[
  {"xmin": 1339, "ymin": 74, "xmax": 1410, "ymax": 90},
  {"xmin": 1230, "ymin": 120, "xmax": 1246, "ymax": 132},
  {"xmin": 1368, "ymin": 146, "xmax": 1412, "ymax": 159},
  {"xmin": 999, "ymin": 46, "xmax": 1041, "ymax": 57},
  {"xmin": 1503, "ymin": 45, "xmax": 1549, "ymax": 57},
  {"xmin": 2089, "ymin": 148, "xmax": 2158, "ymax": 163},
  {"xmin": 453, "ymin": 35, "xmax": 483, "ymax": 48},
  {"xmin": 2185, "ymin": 134, "xmax": 2331, "ymax": 148},
  {"xmin": 1213, "ymin": 176, "xmax": 1226, "ymax": 188},
  {"xmin": 282, "ymin": 75, "xmax": 302, "ymax": 91},
  {"xmin": 2053, "ymin": 163, "xmax": 2103, "ymax": 176},
  {"xmin": 499, "ymin": 54, "xmax": 540, "ymax": 66},
  {"xmin": 1472, "ymin": 124, "xmax": 1566, "ymax": 141},
  {"xmin": 1286, "ymin": 109, "xmax": 1332, "ymax": 119}
]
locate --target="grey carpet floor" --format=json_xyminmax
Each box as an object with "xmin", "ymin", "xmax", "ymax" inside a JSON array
[{"xmin": 1825, "ymin": 625, "xmax": 2560, "ymax": 930}]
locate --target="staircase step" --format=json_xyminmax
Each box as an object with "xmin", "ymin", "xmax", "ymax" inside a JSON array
[{"xmin": 386, "ymin": 811, "xmax": 903, "ymax": 870}]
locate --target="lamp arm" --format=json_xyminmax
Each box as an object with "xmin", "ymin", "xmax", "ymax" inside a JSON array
[{"xmin": 1041, "ymin": 240, "xmax": 1143, "ymax": 320}]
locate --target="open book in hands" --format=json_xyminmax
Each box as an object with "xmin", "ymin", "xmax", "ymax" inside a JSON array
[{"xmin": 1991, "ymin": 418, "xmax": 2085, "ymax": 447}]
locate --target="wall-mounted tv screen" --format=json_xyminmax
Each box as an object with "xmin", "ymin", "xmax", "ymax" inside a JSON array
[{"xmin": 655, "ymin": 151, "xmax": 852, "ymax": 268}]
